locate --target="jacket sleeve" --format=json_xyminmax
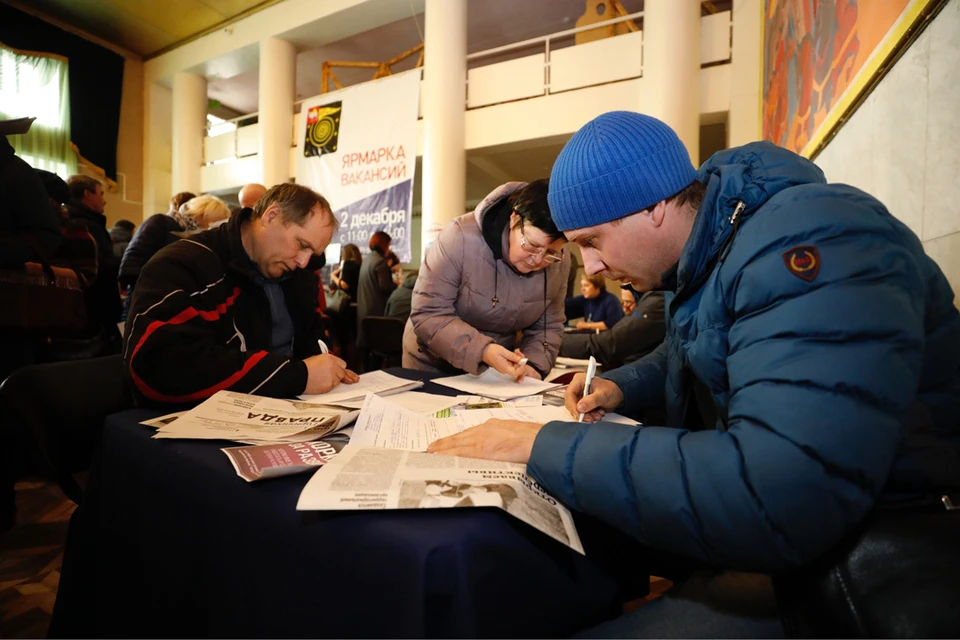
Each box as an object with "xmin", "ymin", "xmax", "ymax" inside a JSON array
[
  {"xmin": 518, "ymin": 258, "xmax": 570, "ymax": 376},
  {"xmin": 598, "ymin": 340, "xmax": 669, "ymax": 417},
  {"xmin": 558, "ymin": 294, "xmax": 666, "ymax": 366},
  {"xmin": 601, "ymin": 292, "xmax": 625, "ymax": 327},
  {"xmin": 528, "ymin": 224, "xmax": 927, "ymax": 572},
  {"xmin": 410, "ymin": 222, "xmax": 494, "ymax": 374},
  {"xmin": 124, "ymin": 248, "xmax": 308, "ymax": 405}
]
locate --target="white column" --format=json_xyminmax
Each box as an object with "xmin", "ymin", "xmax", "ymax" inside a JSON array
[
  {"xmin": 144, "ymin": 81, "xmax": 173, "ymax": 218},
  {"xmin": 644, "ymin": 0, "xmax": 701, "ymax": 163},
  {"xmin": 171, "ymin": 72, "xmax": 207, "ymax": 196},
  {"xmin": 171, "ymin": 72, "xmax": 207, "ymax": 195},
  {"xmin": 258, "ymin": 37, "xmax": 296, "ymax": 187},
  {"xmin": 421, "ymin": 0, "xmax": 467, "ymax": 254},
  {"xmin": 729, "ymin": 0, "xmax": 762, "ymax": 146}
]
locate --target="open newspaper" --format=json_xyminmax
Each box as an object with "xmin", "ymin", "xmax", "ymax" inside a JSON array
[
  {"xmin": 297, "ymin": 445, "xmax": 584, "ymax": 553},
  {"xmin": 151, "ymin": 391, "xmax": 358, "ymax": 444}
]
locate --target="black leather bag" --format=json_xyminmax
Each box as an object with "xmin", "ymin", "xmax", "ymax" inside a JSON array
[
  {"xmin": 773, "ymin": 495, "xmax": 960, "ymax": 638},
  {"xmin": 326, "ymin": 288, "xmax": 351, "ymax": 316}
]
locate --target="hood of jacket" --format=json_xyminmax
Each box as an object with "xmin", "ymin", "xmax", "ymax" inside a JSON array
[
  {"xmin": 475, "ymin": 182, "xmax": 527, "ymax": 265},
  {"xmin": 676, "ymin": 141, "xmax": 827, "ymax": 294}
]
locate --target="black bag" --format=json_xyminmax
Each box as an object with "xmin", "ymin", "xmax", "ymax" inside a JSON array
[
  {"xmin": 326, "ymin": 288, "xmax": 352, "ymax": 316},
  {"xmin": 773, "ymin": 495, "xmax": 960, "ymax": 638},
  {"xmin": 0, "ymin": 259, "xmax": 88, "ymax": 337}
]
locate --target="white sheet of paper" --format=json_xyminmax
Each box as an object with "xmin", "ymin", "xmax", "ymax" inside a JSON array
[
  {"xmin": 431, "ymin": 368, "xmax": 561, "ymax": 401},
  {"xmin": 453, "ymin": 405, "xmax": 573, "ymax": 428},
  {"xmin": 298, "ymin": 370, "xmax": 422, "ymax": 405},
  {"xmin": 349, "ymin": 393, "xmax": 464, "ymax": 451},
  {"xmin": 330, "ymin": 391, "xmax": 470, "ymax": 415}
]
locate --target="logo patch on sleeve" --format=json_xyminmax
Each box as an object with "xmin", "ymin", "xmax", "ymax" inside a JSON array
[{"xmin": 783, "ymin": 245, "xmax": 820, "ymax": 281}]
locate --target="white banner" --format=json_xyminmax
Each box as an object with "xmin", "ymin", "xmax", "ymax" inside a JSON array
[{"xmin": 295, "ymin": 70, "xmax": 420, "ymax": 263}]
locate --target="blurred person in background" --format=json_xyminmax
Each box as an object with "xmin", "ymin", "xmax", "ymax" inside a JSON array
[
  {"xmin": 329, "ymin": 242, "xmax": 362, "ymax": 297},
  {"xmin": 109, "ymin": 219, "xmax": 135, "ymax": 258},
  {"xmin": 118, "ymin": 192, "xmax": 225, "ymax": 318},
  {"xmin": 65, "ymin": 175, "xmax": 120, "ymax": 326},
  {"xmin": 356, "ymin": 230, "xmax": 397, "ymax": 358},
  {"xmin": 564, "ymin": 273, "xmax": 624, "ymax": 331},
  {"xmin": 384, "ymin": 270, "xmax": 418, "ymax": 322},
  {"xmin": 238, "ymin": 182, "xmax": 266, "ymax": 210}
]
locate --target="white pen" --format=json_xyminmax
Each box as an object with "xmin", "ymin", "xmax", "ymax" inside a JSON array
[
  {"xmin": 318, "ymin": 339, "xmax": 329, "ymax": 355},
  {"xmin": 577, "ymin": 355, "xmax": 598, "ymax": 423}
]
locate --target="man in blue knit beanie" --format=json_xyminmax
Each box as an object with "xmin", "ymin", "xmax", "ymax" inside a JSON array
[{"xmin": 430, "ymin": 111, "xmax": 960, "ymax": 636}]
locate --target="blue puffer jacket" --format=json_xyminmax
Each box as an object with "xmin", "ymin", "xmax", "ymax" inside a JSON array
[{"xmin": 529, "ymin": 142, "xmax": 960, "ymax": 572}]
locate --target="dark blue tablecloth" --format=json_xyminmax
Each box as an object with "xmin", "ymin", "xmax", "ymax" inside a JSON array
[{"xmin": 50, "ymin": 369, "xmax": 641, "ymax": 638}]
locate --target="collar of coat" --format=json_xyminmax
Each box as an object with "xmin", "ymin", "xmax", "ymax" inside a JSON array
[
  {"xmin": 222, "ymin": 206, "xmax": 267, "ymax": 281},
  {"xmin": 677, "ymin": 141, "xmax": 828, "ymax": 293}
]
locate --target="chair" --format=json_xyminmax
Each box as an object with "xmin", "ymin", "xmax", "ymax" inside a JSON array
[
  {"xmin": 0, "ymin": 354, "xmax": 132, "ymax": 520},
  {"xmin": 361, "ymin": 316, "xmax": 405, "ymax": 368}
]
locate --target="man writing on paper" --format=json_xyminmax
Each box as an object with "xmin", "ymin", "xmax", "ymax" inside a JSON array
[
  {"xmin": 124, "ymin": 183, "xmax": 358, "ymax": 407},
  {"xmin": 428, "ymin": 111, "xmax": 960, "ymax": 636}
]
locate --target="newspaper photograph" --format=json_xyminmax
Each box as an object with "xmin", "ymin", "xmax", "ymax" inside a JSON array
[
  {"xmin": 152, "ymin": 390, "xmax": 359, "ymax": 444},
  {"xmin": 297, "ymin": 444, "xmax": 583, "ymax": 553},
  {"xmin": 222, "ymin": 438, "xmax": 347, "ymax": 482}
]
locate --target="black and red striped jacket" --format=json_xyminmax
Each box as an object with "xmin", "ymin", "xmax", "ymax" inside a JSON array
[{"xmin": 122, "ymin": 208, "xmax": 323, "ymax": 407}]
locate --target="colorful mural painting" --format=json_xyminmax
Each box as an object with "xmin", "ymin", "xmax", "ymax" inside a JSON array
[{"xmin": 762, "ymin": 0, "xmax": 936, "ymax": 156}]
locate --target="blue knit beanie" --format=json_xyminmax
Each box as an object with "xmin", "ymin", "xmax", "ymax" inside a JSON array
[{"xmin": 548, "ymin": 111, "xmax": 697, "ymax": 231}]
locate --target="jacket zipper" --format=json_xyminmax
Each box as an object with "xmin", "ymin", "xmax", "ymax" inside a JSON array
[
  {"xmin": 718, "ymin": 200, "xmax": 746, "ymax": 263},
  {"xmin": 672, "ymin": 200, "xmax": 745, "ymax": 431},
  {"xmin": 671, "ymin": 200, "xmax": 746, "ymax": 311}
]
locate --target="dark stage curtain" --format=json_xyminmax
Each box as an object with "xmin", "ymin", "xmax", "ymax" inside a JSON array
[{"xmin": 0, "ymin": 3, "xmax": 124, "ymax": 180}]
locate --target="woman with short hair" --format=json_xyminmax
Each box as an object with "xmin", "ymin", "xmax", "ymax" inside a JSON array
[
  {"xmin": 119, "ymin": 193, "xmax": 227, "ymax": 317},
  {"xmin": 356, "ymin": 230, "xmax": 397, "ymax": 350},
  {"xmin": 403, "ymin": 179, "xmax": 569, "ymax": 380},
  {"xmin": 564, "ymin": 273, "xmax": 624, "ymax": 331}
]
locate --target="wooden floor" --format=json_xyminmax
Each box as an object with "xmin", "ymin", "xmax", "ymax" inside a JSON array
[{"xmin": 0, "ymin": 479, "xmax": 75, "ymax": 639}]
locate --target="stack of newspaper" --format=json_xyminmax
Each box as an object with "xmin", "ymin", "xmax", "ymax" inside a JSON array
[
  {"xmin": 146, "ymin": 391, "xmax": 360, "ymax": 445},
  {"xmin": 144, "ymin": 370, "xmax": 423, "ymax": 445}
]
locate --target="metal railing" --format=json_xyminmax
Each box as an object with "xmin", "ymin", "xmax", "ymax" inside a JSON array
[{"xmin": 204, "ymin": 9, "xmax": 732, "ymax": 159}]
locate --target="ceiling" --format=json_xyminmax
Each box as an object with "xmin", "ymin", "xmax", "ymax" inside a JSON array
[{"xmin": 14, "ymin": 0, "xmax": 279, "ymax": 57}]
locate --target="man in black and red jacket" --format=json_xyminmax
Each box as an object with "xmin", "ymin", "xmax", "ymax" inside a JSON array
[{"xmin": 123, "ymin": 183, "xmax": 358, "ymax": 407}]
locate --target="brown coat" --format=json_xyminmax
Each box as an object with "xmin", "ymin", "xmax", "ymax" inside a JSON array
[{"xmin": 402, "ymin": 183, "xmax": 569, "ymax": 376}]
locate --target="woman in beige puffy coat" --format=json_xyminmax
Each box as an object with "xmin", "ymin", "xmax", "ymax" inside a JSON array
[{"xmin": 402, "ymin": 180, "xmax": 569, "ymax": 380}]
